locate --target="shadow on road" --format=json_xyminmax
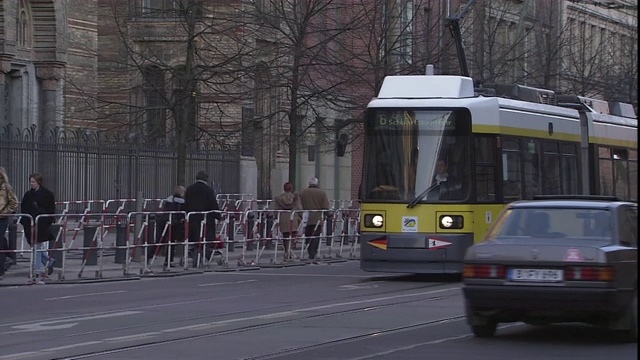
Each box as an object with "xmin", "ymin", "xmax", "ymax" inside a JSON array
[{"xmin": 492, "ymin": 323, "xmax": 635, "ymax": 345}]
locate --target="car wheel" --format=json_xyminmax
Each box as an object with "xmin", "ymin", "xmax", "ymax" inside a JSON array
[
  {"xmin": 472, "ymin": 323, "xmax": 497, "ymax": 338},
  {"xmin": 613, "ymin": 290, "xmax": 637, "ymax": 343}
]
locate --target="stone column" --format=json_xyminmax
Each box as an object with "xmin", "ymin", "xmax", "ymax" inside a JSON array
[
  {"xmin": 0, "ymin": 72, "xmax": 6, "ymax": 125},
  {"xmin": 36, "ymin": 64, "xmax": 63, "ymax": 131},
  {"xmin": 0, "ymin": 59, "xmax": 11, "ymax": 125},
  {"xmin": 35, "ymin": 64, "xmax": 64, "ymax": 195}
]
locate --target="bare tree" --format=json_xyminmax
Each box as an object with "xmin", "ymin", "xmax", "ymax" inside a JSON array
[
  {"xmin": 516, "ymin": 0, "xmax": 567, "ymax": 90},
  {"xmin": 465, "ymin": 0, "xmax": 535, "ymax": 84},
  {"xmin": 562, "ymin": 0, "xmax": 638, "ymax": 107},
  {"xmin": 66, "ymin": 0, "xmax": 251, "ymax": 186},
  {"xmin": 600, "ymin": 12, "xmax": 638, "ymax": 109},
  {"xmin": 559, "ymin": 5, "xmax": 613, "ymax": 98},
  {"xmin": 229, "ymin": 0, "xmax": 376, "ymax": 196},
  {"xmin": 338, "ymin": 0, "xmax": 440, "ymax": 102}
]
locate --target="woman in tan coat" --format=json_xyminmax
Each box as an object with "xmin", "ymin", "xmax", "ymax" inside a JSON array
[
  {"xmin": 273, "ymin": 182, "xmax": 301, "ymax": 260},
  {"xmin": 0, "ymin": 167, "xmax": 19, "ymax": 280}
]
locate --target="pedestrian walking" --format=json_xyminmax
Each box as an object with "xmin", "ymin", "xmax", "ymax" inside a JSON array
[
  {"xmin": 185, "ymin": 171, "xmax": 221, "ymax": 265},
  {"xmin": 272, "ymin": 182, "xmax": 301, "ymax": 261},
  {"xmin": 298, "ymin": 177, "xmax": 330, "ymax": 262},
  {"xmin": 0, "ymin": 167, "xmax": 19, "ymax": 281},
  {"xmin": 155, "ymin": 185, "xmax": 186, "ymax": 267},
  {"xmin": 19, "ymin": 173, "xmax": 56, "ymax": 281}
]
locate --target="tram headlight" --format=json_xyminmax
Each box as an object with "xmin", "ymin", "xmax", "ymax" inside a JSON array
[
  {"xmin": 364, "ymin": 214, "xmax": 384, "ymax": 228},
  {"xmin": 439, "ymin": 215, "xmax": 464, "ymax": 229}
]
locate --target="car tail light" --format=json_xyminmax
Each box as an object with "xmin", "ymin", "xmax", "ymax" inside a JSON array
[
  {"xmin": 463, "ymin": 264, "xmax": 506, "ymax": 279},
  {"xmin": 565, "ymin": 266, "xmax": 615, "ymax": 281}
]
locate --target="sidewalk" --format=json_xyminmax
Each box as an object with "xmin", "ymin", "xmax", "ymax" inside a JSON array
[{"xmin": 1, "ymin": 238, "xmax": 361, "ymax": 287}]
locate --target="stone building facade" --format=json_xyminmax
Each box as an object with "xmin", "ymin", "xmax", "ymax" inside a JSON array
[
  {"xmin": 0, "ymin": 0, "xmax": 98, "ymax": 130},
  {"xmin": 2, "ymin": 1, "xmax": 634, "ymax": 201},
  {"xmin": 95, "ymin": 0, "xmax": 354, "ymax": 199}
]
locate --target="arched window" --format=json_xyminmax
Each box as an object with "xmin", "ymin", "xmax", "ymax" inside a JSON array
[{"xmin": 17, "ymin": 0, "xmax": 31, "ymax": 47}]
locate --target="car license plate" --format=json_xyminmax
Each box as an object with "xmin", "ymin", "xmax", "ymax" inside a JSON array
[{"xmin": 509, "ymin": 269, "xmax": 563, "ymax": 282}]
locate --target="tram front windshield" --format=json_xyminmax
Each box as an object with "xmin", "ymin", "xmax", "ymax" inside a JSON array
[{"xmin": 361, "ymin": 108, "xmax": 471, "ymax": 203}]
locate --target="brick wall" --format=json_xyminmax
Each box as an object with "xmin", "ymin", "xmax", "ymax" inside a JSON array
[{"xmin": 66, "ymin": 0, "xmax": 99, "ymax": 128}]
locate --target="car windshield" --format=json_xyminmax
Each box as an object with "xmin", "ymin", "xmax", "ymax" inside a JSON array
[{"xmin": 486, "ymin": 208, "xmax": 613, "ymax": 240}]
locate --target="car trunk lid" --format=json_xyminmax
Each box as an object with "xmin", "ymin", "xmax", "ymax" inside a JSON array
[{"xmin": 468, "ymin": 240, "xmax": 607, "ymax": 264}]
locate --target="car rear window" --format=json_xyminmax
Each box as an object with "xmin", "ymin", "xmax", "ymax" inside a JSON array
[{"xmin": 487, "ymin": 208, "xmax": 613, "ymax": 240}]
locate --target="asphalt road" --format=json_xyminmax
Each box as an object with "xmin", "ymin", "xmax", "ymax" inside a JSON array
[{"xmin": 0, "ymin": 261, "xmax": 636, "ymax": 360}]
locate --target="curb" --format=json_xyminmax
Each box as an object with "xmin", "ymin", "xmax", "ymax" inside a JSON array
[
  {"xmin": 45, "ymin": 276, "xmax": 142, "ymax": 284},
  {"xmin": 1, "ymin": 275, "xmax": 141, "ymax": 287},
  {"xmin": 232, "ymin": 266, "xmax": 261, "ymax": 272},
  {"xmin": 139, "ymin": 270, "xmax": 205, "ymax": 278},
  {"xmin": 258, "ymin": 262, "xmax": 307, "ymax": 268}
]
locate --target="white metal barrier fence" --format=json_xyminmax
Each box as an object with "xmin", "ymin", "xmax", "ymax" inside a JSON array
[{"xmin": 2, "ymin": 196, "xmax": 360, "ymax": 285}]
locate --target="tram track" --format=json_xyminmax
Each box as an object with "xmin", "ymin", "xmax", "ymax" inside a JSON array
[
  {"xmin": 1, "ymin": 282, "xmax": 457, "ymax": 350},
  {"xmin": 50, "ymin": 292, "xmax": 461, "ymax": 360},
  {"xmin": 55, "ymin": 315, "xmax": 466, "ymax": 360},
  {"xmin": 243, "ymin": 314, "xmax": 467, "ymax": 360}
]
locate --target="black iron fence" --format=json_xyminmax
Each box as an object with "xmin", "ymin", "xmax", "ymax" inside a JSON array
[{"xmin": 0, "ymin": 125, "xmax": 241, "ymax": 202}]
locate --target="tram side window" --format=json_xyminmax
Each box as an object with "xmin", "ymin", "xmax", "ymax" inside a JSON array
[
  {"xmin": 543, "ymin": 142, "xmax": 561, "ymax": 194},
  {"xmin": 613, "ymin": 148, "xmax": 630, "ymax": 200},
  {"xmin": 561, "ymin": 144, "xmax": 579, "ymax": 194},
  {"xmin": 502, "ymin": 139, "xmax": 522, "ymax": 201},
  {"xmin": 622, "ymin": 207, "xmax": 637, "ymax": 247},
  {"xmin": 599, "ymin": 147, "xmax": 615, "ymax": 196},
  {"xmin": 598, "ymin": 146, "xmax": 634, "ymax": 200},
  {"xmin": 542, "ymin": 142, "xmax": 579, "ymax": 195},
  {"xmin": 629, "ymin": 150, "xmax": 637, "ymax": 201},
  {"xmin": 523, "ymin": 140, "xmax": 541, "ymax": 199},
  {"xmin": 475, "ymin": 137, "xmax": 496, "ymax": 202}
]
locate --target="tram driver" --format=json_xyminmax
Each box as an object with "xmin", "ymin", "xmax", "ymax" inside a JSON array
[{"xmin": 428, "ymin": 158, "xmax": 462, "ymax": 200}]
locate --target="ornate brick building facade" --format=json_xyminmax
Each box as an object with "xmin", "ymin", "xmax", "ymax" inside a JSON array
[{"xmin": 1, "ymin": 0, "xmax": 98, "ymax": 130}]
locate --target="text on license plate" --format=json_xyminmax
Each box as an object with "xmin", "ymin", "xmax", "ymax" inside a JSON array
[{"xmin": 509, "ymin": 269, "xmax": 563, "ymax": 282}]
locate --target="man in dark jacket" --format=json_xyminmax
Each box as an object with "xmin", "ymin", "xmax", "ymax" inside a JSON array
[
  {"xmin": 152, "ymin": 185, "xmax": 185, "ymax": 267},
  {"xmin": 185, "ymin": 171, "xmax": 221, "ymax": 264},
  {"xmin": 19, "ymin": 173, "xmax": 57, "ymax": 278}
]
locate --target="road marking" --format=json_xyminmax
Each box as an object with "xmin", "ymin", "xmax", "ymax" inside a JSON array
[
  {"xmin": 0, "ymin": 286, "xmax": 460, "ymax": 360},
  {"xmin": 0, "ymin": 352, "xmax": 39, "ymax": 360},
  {"xmin": 41, "ymin": 342, "xmax": 104, "ymax": 352},
  {"xmin": 258, "ymin": 311, "xmax": 299, "ymax": 319},
  {"xmin": 339, "ymin": 284, "xmax": 379, "ymax": 291},
  {"xmin": 155, "ymin": 287, "xmax": 460, "ymax": 333},
  {"xmin": 45, "ymin": 290, "xmax": 127, "ymax": 301},
  {"xmin": 198, "ymin": 279, "xmax": 257, "ymax": 287},
  {"xmin": 349, "ymin": 322, "xmax": 525, "ymax": 359},
  {"xmin": 0, "ymin": 294, "xmax": 255, "ymax": 329},
  {"xmin": 105, "ymin": 332, "xmax": 160, "ymax": 342},
  {"xmin": 6, "ymin": 311, "xmax": 142, "ymax": 334},
  {"xmin": 223, "ymin": 272, "xmax": 381, "ymax": 278},
  {"xmin": 161, "ymin": 324, "xmax": 216, "ymax": 332}
]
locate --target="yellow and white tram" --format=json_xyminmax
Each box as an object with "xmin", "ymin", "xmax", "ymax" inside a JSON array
[{"xmin": 359, "ymin": 73, "xmax": 637, "ymax": 274}]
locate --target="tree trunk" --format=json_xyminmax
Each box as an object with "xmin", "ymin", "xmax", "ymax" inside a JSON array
[
  {"xmin": 176, "ymin": 1, "xmax": 197, "ymax": 187},
  {"xmin": 288, "ymin": 42, "xmax": 302, "ymax": 186},
  {"xmin": 288, "ymin": 110, "xmax": 298, "ymax": 185},
  {"xmin": 176, "ymin": 119, "xmax": 187, "ymax": 186}
]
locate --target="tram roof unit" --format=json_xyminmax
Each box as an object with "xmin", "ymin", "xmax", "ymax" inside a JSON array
[
  {"xmin": 371, "ymin": 73, "xmax": 637, "ymax": 128},
  {"xmin": 376, "ymin": 75, "xmax": 476, "ymax": 99},
  {"xmin": 369, "ymin": 74, "xmax": 579, "ymax": 119}
]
